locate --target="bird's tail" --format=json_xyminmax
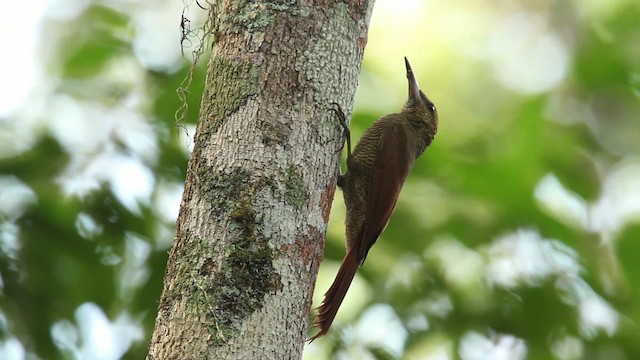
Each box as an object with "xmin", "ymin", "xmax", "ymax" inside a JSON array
[{"xmin": 308, "ymin": 248, "xmax": 359, "ymax": 342}]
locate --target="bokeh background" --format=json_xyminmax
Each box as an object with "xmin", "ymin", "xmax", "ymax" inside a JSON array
[{"xmin": 1, "ymin": 0, "xmax": 639, "ymax": 359}]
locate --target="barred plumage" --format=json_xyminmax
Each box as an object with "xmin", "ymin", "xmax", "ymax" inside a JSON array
[{"xmin": 310, "ymin": 58, "xmax": 438, "ymax": 341}]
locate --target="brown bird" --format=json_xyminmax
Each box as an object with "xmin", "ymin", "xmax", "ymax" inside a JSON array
[{"xmin": 310, "ymin": 57, "xmax": 438, "ymax": 341}]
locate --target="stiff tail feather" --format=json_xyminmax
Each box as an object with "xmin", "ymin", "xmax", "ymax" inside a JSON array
[{"xmin": 308, "ymin": 248, "xmax": 360, "ymax": 342}]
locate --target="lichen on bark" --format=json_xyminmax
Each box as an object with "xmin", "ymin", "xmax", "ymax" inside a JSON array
[
  {"xmin": 206, "ymin": 202, "xmax": 281, "ymax": 345},
  {"xmin": 194, "ymin": 166, "xmax": 251, "ymax": 218},
  {"xmin": 187, "ymin": 165, "xmax": 289, "ymax": 345},
  {"xmin": 284, "ymin": 165, "xmax": 307, "ymax": 208},
  {"xmin": 200, "ymin": 57, "xmax": 260, "ymax": 135},
  {"xmin": 225, "ymin": 0, "xmax": 298, "ymax": 32}
]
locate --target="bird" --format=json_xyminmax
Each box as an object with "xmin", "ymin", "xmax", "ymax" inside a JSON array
[{"xmin": 310, "ymin": 57, "xmax": 438, "ymax": 341}]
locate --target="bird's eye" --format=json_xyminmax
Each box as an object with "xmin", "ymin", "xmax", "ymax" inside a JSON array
[{"xmin": 429, "ymin": 104, "xmax": 436, "ymax": 113}]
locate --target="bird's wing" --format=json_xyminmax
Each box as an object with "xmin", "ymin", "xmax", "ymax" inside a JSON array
[{"xmin": 357, "ymin": 124, "xmax": 414, "ymax": 261}]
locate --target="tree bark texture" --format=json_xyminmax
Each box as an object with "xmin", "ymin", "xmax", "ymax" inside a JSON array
[{"xmin": 147, "ymin": 1, "xmax": 375, "ymax": 359}]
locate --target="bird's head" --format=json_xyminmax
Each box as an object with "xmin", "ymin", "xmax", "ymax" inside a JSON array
[{"xmin": 403, "ymin": 57, "xmax": 438, "ymax": 136}]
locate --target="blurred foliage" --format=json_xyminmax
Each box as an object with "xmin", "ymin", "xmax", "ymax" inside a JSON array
[{"xmin": 0, "ymin": 1, "xmax": 639, "ymax": 360}]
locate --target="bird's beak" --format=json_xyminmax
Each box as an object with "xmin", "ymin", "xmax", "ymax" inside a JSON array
[{"xmin": 405, "ymin": 57, "xmax": 422, "ymax": 105}]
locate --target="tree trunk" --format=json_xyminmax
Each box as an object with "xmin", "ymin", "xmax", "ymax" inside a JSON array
[{"xmin": 146, "ymin": 1, "xmax": 375, "ymax": 359}]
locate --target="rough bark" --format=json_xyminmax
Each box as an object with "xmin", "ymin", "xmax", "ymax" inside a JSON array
[{"xmin": 147, "ymin": 1, "xmax": 375, "ymax": 359}]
